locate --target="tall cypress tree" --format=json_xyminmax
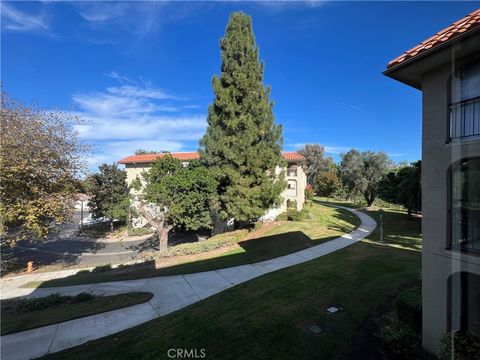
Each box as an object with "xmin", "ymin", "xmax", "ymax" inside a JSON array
[{"xmin": 200, "ymin": 12, "xmax": 285, "ymax": 224}]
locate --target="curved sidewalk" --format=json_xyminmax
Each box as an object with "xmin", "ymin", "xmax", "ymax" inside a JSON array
[{"xmin": 0, "ymin": 205, "xmax": 376, "ymax": 360}]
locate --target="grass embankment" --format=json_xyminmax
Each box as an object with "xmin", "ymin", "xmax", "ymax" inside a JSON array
[
  {"xmin": 26, "ymin": 202, "xmax": 359, "ymax": 288},
  {"xmin": 42, "ymin": 205, "xmax": 421, "ymax": 360},
  {"xmin": 1, "ymin": 292, "xmax": 152, "ymax": 336}
]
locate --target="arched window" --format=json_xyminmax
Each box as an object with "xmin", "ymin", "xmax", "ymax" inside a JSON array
[{"xmin": 449, "ymin": 158, "xmax": 480, "ymax": 253}]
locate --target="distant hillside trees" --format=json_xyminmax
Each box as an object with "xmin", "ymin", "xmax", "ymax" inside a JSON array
[
  {"xmin": 379, "ymin": 161, "xmax": 421, "ymax": 218},
  {"xmin": 0, "ymin": 91, "xmax": 88, "ymax": 244},
  {"xmin": 134, "ymin": 156, "xmax": 217, "ymax": 251},
  {"xmin": 87, "ymin": 163, "xmax": 130, "ymax": 231},
  {"xmin": 340, "ymin": 150, "xmax": 392, "ymax": 207},
  {"xmin": 200, "ymin": 12, "xmax": 284, "ymax": 226}
]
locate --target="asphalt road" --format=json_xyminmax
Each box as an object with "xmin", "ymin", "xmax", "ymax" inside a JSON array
[{"xmin": 3, "ymin": 211, "xmax": 153, "ymax": 271}]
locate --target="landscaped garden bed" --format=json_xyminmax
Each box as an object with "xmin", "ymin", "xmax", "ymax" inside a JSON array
[{"xmin": 1, "ymin": 292, "xmax": 153, "ymax": 336}]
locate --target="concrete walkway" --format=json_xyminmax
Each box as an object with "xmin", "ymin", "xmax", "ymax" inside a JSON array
[{"xmin": 0, "ymin": 205, "xmax": 376, "ymax": 360}]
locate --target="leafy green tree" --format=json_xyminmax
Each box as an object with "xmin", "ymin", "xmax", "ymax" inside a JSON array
[
  {"xmin": 298, "ymin": 144, "xmax": 335, "ymax": 185},
  {"xmin": 199, "ymin": 12, "xmax": 284, "ymax": 225},
  {"xmin": 340, "ymin": 150, "xmax": 392, "ymax": 207},
  {"xmin": 315, "ymin": 170, "xmax": 341, "ymax": 199},
  {"xmin": 1, "ymin": 91, "xmax": 88, "ymax": 244},
  {"xmin": 88, "ymin": 164, "xmax": 130, "ymax": 231},
  {"xmin": 379, "ymin": 161, "xmax": 421, "ymax": 218},
  {"xmin": 136, "ymin": 156, "xmax": 217, "ymax": 251},
  {"xmin": 134, "ymin": 149, "xmax": 166, "ymax": 155},
  {"xmin": 339, "ymin": 149, "xmax": 363, "ymax": 200}
]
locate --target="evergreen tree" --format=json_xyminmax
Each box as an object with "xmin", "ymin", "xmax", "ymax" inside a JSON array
[{"xmin": 199, "ymin": 12, "xmax": 284, "ymax": 224}]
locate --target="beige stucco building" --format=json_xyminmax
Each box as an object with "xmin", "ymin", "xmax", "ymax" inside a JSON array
[
  {"xmin": 119, "ymin": 151, "xmax": 307, "ymax": 224},
  {"xmin": 385, "ymin": 9, "xmax": 480, "ymax": 356}
]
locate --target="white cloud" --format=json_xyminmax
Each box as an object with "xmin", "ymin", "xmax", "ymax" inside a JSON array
[
  {"xmin": 74, "ymin": 2, "xmax": 164, "ymax": 35},
  {"xmin": 324, "ymin": 145, "xmax": 352, "ymax": 155},
  {"xmin": 106, "ymin": 85, "xmax": 179, "ymax": 100},
  {"xmin": 1, "ymin": 2, "xmax": 51, "ymax": 34},
  {"xmin": 71, "ymin": 75, "xmax": 205, "ymax": 169},
  {"xmin": 286, "ymin": 143, "xmax": 352, "ymax": 155}
]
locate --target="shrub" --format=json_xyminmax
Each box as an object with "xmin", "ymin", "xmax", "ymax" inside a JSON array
[
  {"xmin": 440, "ymin": 331, "xmax": 480, "ymax": 360},
  {"xmin": 396, "ymin": 287, "xmax": 422, "ymax": 332},
  {"xmin": 377, "ymin": 312, "xmax": 422, "ymax": 359},
  {"xmin": 76, "ymin": 269, "xmax": 91, "ymax": 275},
  {"xmin": 157, "ymin": 230, "xmax": 248, "ymax": 258},
  {"xmin": 73, "ymin": 292, "xmax": 95, "ymax": 303},
  {"xmin": 127, "ymin": 227, "xmax": 153, "ymax": 236},
  {"xmin": 23, "ymin": 293, "xmax": 65, "ymax": 312},
  {"xmin": 305, "ymin": 185, "xmax": 314, "ymax": 201},
  {"xmin": 278, "ymin": 208, "xmax": 310, "ymax": 222},
  {"xmin": 92, "ymin": 264, "xmax": 112, "ymax": 273}
]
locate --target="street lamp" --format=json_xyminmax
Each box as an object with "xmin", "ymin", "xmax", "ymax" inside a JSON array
[{"xmin": 378, "ymin": 208, "xmax": 384, "ymax": 241}]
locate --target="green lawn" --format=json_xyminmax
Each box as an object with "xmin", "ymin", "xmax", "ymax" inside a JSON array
[
  {"xmin": 1, "ymin": 292, "xmax": 152, "ymax": 336},
  {"xmin": 41, "ymin": 204, "xmax": 421, "ymax": 360},
  {"xmin": 26, "ymin": 202, "xmax": 360, "ymax": 288}
]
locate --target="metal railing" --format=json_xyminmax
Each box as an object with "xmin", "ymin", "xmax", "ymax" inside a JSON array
[{"xmin": 449, "ymin": 96, "xmax": 480, "ymax": 140}]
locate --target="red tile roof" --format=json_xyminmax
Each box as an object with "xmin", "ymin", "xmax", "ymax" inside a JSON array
[
  {"xmin": 118, "ymin": 151, "xmax": 305, "ymax": 164},
  {"xmin": 281, "ymin": 151, "xmax": 306, "ymax": 162},
  {"xmin": 118, "ymin": 152, "xmax": 199, "ymax": 164},
  {"xmin": 387, "ymin": 8, "xmax": 480, "ymax": 69}
]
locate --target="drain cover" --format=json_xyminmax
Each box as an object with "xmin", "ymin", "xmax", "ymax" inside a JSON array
[
  {"xmin": 308, "ymin": 325, "xmax": 323, "ymax": 334},
  {"xmin": 326, "ymin": 306, "xmax": 342, "ymax": 314}
]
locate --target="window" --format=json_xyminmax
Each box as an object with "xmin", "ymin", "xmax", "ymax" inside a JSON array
[
  {"xmin": 449, "ymin": 63, "xmax": 480, "ymax": 140},
  {"xmin": 448, "ymin": 272, "xmax": 480, "ymax": 336},
  {"xmin": 287, "ymin": 166, "xmax": 298, "ymax": 177},
  {"xmin": 449, "ymin": 158, "xmax": 480, "ymax": 253},
  {"xmin": 287, "ymin": 180, "xmax": 297, "ymax": 190}
]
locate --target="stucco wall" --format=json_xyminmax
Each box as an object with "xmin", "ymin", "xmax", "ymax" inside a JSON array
[{"xmin": 421, "ymin": 63, "xmax": 480, "ymax": 354}]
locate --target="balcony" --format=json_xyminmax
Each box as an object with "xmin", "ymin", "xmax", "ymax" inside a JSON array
[{"xmin": 449, "ymin": 96, "xmax": 480, "ymax": 140}]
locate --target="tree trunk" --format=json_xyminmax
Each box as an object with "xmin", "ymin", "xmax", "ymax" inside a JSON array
[
  {"xmin": 157, "ymin": 226, "xmax": 173, "ymax": 252},
  {"xmin": 408, "ymin": 207, "xmax": 412, "ymax": 219},
  {"xmin": 110, "ymin": 219, "xmax": 114, "ymax": 232},
  {"xmin": 137, "ymin": 202, "xmax": 173, "ymax": 252},
  {"xmin": 364, "ymin": 192, "xmax": 375, "ymax": 207}
]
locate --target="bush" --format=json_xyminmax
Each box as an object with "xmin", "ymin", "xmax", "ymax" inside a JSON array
[
  {"xmin": 23, "ymin": 293, "xmax": 65, "ymax": 312},
  {"xmin": 92, "ymin": 264, "xmax": 112, "ymax": 273},
  {"xmin": 305, "ymin": 185, "xmax": 314, "ymax": 201},
  {"xmin": 377, "ymin": 312, "xmax": 422, "ymax": 359},
  {"xmin": 127, "ymin": 227, "xmax": 153, "ymax": 236},
  {"xmin": 396, "ymin": 287, "xmax": 422, "ymax": 332},
  {"xmin": 278, "ymin": 208, "xmax": 309, "ymax": 222},
  {"xmin": 440, "ymin": 331, "xmax": 480, "ymax": 360},
  {"xmin": 157, "ymin": 230, "xmax": 248, "ymax": 258},
  {"xmin": 76, "ymin": 269, "xmax": 91, "ymax": 275},
  {"xmin": 73, "ymin": 292, "xmax": 95, "ymax": 303}
]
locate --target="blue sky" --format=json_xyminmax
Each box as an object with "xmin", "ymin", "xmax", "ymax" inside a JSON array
[{"xmin": 2, "ymin": 1, "xmax": 478, "ymax": 170}]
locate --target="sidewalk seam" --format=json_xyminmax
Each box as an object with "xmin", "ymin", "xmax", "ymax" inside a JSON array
[{"xmin": 47, "ymin": 323, "xmax": 60, "ymax": 354}]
